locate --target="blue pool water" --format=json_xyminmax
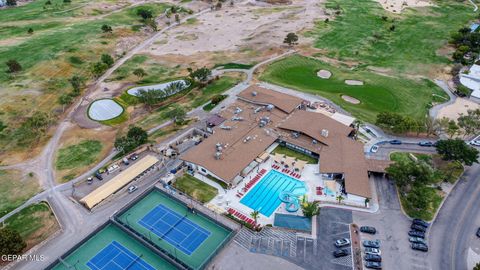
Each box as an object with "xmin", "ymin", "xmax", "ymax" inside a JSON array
[{"xmin": 240, "ymin": 170, "xmax": 306, "ymax": 217}]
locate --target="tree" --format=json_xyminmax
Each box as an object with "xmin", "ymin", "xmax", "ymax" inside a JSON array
[
  {"xmin": 91, "ymin": 62, "xmax": 108, "ymax": 77},
  {"xmin": 114, "ymin": 126, "xmax": 148, "ymax": 154},
  {"xmin": 211, "ymin": 94, "xmax": 224, "ymax": 105},
  {"xmin": 69, "ymin": 75, "xmax": 84, "ymax": 96},
  {"xmin": 250, "ymin": 210, "xmax": 259, "ymax": 225},
  {"xmin": 436, "ymin": 139, "xmax": 479, "ymax": 166},
  {"xmin": 6, "ymin": 0, "xmax": 16, "ymax": 6},
  {"xmin": 301, "ymin": 201, "xmax": 320, "ymax": 218},
  {"xmin": 5, "ymin": 60, "xmax": 22, "ymax": 73},
  {"xmin": 457, "ymin": 109, "xmax": 480, "ymax": 137},
  {"xmin": 215, "ymin": 2, "xmax": 222, "ymax": 10},
  {"xmin": 456, "ymin": 85, "xmax": 472, "ymax": 97},
  {"xmin": 474, "ymin": 262, "xmax": 480, "ymax": 270},
  {"xmin": 137, "ymin": 89, "xmax": 162, "ymax": 110},
  {"xmin": 101, "ymin": 24, "xmax": 113, "ymax": 34},
  {"xmin": 386, "ymin": 159, "xmax": 435, "ymax": 192},
  {"xmin": 283, "ymin": 32, "xmax": 298, "ymax": 46},
  {"xmin": 364, "ymin": 198, "xmax": 370, "ymax": 207},
  {"xmin": 133, "ymin": 68, "xmax": 147, "ymax": 79},
  {"xmin": 27, "ymin": 28, "xmax": 34, "ymax": 34},
  {"xmin": 58, "ymin": 93, "xmax": 73, "ymax": 111},
  {"xmin": 163, "ymin": 105, "xmax": 187, "ymax": 125},
  {"xmin": 137, "ymin": 8, "xmax": 153, "ymax": 21},
  {"xmin": 336, "ymin": 195, "xmax": 344, "ymax": 204},
  {"xmin": 0, "ymin": 228, "xmax": 26, "ymax": 256},
  {"xmin": 188, "ymin": 67, "xmax": 211, "ymax": 82},
  {"xmin": 63, "ymin": 0, "xmax": 71, "ymax": 3},
  {"xmin": 175, "ymin": 14, "xmax": 180, "ymax": 23},
  {"xmin": 101, "ymin": 54, "xmax": 114, "ymax": 67}
]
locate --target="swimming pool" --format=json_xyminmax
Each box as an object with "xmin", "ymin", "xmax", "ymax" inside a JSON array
[{"xmin": 240, "ymin": 170, "xmax": 306, "ymax": 217}]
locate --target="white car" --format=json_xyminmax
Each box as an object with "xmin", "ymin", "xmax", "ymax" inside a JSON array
[
  {"xmin": 370, "ymin": 145, "xmax": 379, "ymax": 153},
  {"xmin": 128, "ymin": 185, "xmax": 138, "ymax": 194},
  {"xmin": 470, "ymin": 140, "xmax": 480, "ymax": 146},
  {"xmin": 334, "ymin": 238, "xmax": 351, "ymax": 247},
  {"xmin": 364, "ymin": 247, "xmax": 381, "ymax": 255}
]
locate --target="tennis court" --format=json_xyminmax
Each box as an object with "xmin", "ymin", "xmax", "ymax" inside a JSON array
[
  {"xmin": 138, "ymin": 204, "xmax": 211, "ymax": 255},
  {"xmin": 118, "ymin": 189, "xmax": 232, "ymax": 269},
  {"xmin": 87, "ymin": 241, "xmax": 155, "ymax": 270}
]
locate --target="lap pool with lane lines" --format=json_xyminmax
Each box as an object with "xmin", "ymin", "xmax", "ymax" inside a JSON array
[{"xmin": 240, "ymin": 170, "xmax": 306, "ymax": 217}]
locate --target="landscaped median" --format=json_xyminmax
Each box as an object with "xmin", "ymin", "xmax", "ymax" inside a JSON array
[{"xmin": 388, "ymin": 152, "xmax": 464, "ymax": 221}]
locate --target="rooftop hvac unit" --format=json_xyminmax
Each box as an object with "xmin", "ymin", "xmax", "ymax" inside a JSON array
[
  {"xmin": 232, "ymin": 116, "xmax": 244, "ymax": 121},
  {"xmin": 312, "ymin": 139, "xmax": 317, "ymax": 144},
  {"xmin": 220, "ymin": 125, "xmax": 232, "ymax": 130},
  {"xmin": 266, "ymin": 104, "xmax": 274, "ymax": 111},
  {"xmin": 215, "ymin": 143, "xmax": 223, "ymax": 151},
  {"xmin": 234, "ymin": 107, "xmax": 243, "ymax": 114},
  {"xmin": 243, "ymin": 136, "xmax": 252, "ymax": 143},
  {"xmin": 254, "ymin": 107, "xmax": 264, "ymax": 114},
  {"xmin": 252, "ymin": 91, "xmax": 257, "ymax": 96},
  {"xmin": 321, "ymin": 129, "xmax": 329, "ymax": 137},
  {"xmin": 292, "ymin": 132, "xmax": 300, "ymax": 138},
  {"xmin": 214, "ymin": 151, "xmax": 222, "ymax": 160}
]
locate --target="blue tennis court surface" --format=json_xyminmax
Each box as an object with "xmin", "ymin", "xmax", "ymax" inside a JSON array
[
  {"xmin": 138, "ymin": 204, "xmax": 211, "ymax": 255},
  {"xmin": 87, "ymin": 241, "xmax": 156, "ymax": 270}
]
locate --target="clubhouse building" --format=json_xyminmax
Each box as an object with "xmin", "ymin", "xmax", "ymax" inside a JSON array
[{"xmin": 181, "ymin": 86, "xmax": 386, "ymax": 203}]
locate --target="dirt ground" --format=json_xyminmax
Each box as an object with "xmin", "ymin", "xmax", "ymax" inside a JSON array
[
  {"xmin": 375, "ymin": 0, "xmax": 432, "ymax": 13},
  {"xmin": 54, "ymin": 125, "xmax": 116, "ymax": 182},
  {"xmin": 436, "ymin": 98, "xmax": 480, "ymax": 121}
]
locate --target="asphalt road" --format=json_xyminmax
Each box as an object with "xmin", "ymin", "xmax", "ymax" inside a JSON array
[{"xmin": 429, "ymin": 162, "xmax": 480, "ymax": 270}]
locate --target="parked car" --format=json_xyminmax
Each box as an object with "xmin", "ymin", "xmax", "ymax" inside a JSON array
[
  {"xmin": 363, "ymin": 240, "xmax": 381, "ymax": 248},
  {"xmin": 471, "ymin": 140, "xmax": 480, "ymax": 146},
  {"xmin": 408, "ymin": 230, "xmax": 425, "ymax": 238},
  {"xmin": 129, "ymin": 154, "xmax": 139, "ymax": 160},
  {"xmin": 95, "ymin": 172, "xmax": 103, "ymax": 181},
  {"xmin": 127, "ymin": 185, "xmax": 138, "ymax": 194},
  {"xmin": 335, "ymin": 238, "xmax": 351, "ymax": 247},
  {"xmin": 476, "ymin": 228, "xmax": 480, "ymax": 238},
  {"xmin": 389, "ymin": 140, "xmax": 402, "ymax": 145},
  {"xmin": 122, "ymin": 157, "xmax": 130, "ymax": 165},
  {"xmin": 365, "ymin": 261, "xmax": 382, "ymax": 269},
  {"xmin": 364, "ymin": 248, "xmax": 381, "ymax": 255},
  {"xmin": 418, "ymin": 141, "xmax": 434, "ymax": 147},
  {"xmin": 413, "ymin": 219, "xmax": 430, "ymax": 228},
  {"xmin": 333, "ymin": 249, "xmax": 350, "ymax": 258},
  {"xmin": 409, "ymin": 237, "xmax": 427, "ymax": 245},
  {"xmin": 87, "ymin": 177, "xmax": 93, "ymax": 185},
  {"xmin": 371, "ymin": 145, "xmax": 379, "ymax": 153},
  {"xmin": 364, "ymin": 254, "xmax": 382, "ymax": 262},
  {"xmin": 411, "ymin": 243, "xmax": 428, "ymax": 252},
  {"xmin": 360, "ymin": 226, "xmax": 377, "ymax": 234},
  {"xmin": 411, "ymin": 224, "xmax": 427, "ymax": 232}
]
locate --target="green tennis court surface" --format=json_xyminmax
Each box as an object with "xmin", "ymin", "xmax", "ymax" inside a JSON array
[
  {"xmin": 118, "ymin": 189, "xmax": 232, "ymax": 269},
  {"xmin": 50, "ymin": 224, "xmax": 176, "ymax": 270}
]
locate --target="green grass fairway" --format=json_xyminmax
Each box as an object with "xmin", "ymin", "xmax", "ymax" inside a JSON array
[
  {"xmin": 310, "ymin": 0, "xmax": 475, "ymax": 74},
  {"xmin": 173, "ymin": 174, "xmax": 218, "ymax": 203},
  {"xmin": 56, "ymin": 140, "xmax": 103, "ymax": 170},
  {"xmin": 190, "ymin": 76, "xmax": 240, "ymax": 108},
  {"xmin": 260, "ymin": 54, "xmax": 447, "ymax": 123}
]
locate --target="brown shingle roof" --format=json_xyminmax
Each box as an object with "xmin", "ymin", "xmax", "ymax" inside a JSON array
[
  {"xmin": 279, "ymin": 110, "xmax": 353, "ymax": 146},
  {"xmin": 366, "ymin": 159, "xmax": 392, "ymax": 173},
  {"xmin": 237, "ymin": 86, "xmax": 303, "ymax": 114}
]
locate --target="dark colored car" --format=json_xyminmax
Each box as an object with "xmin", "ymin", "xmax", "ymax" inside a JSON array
[
  {"xmin": 94, "ymin": 171, "xmax": 103, "ymax": 180},
  {"xmin": 363, "ymin": 240, "xmax": 381, "ymax": 248},
  {"xmin": 364, "ymin": 254, "xmax": 382, "ymax": 262},
  {"xmin": 418, "ymin": 141, "xmax": 434, "ymax": 147},
  {"xmin": 409, "ymin": 237, "xmax": 427, "ymax": 245},
  {"xmin": 365, "ymin": 261, "xmax": 382, "ymax": 269},
  {"xmin": 413, "ymin": 219, "xmax": 430, "ymax": 228},
  {"xmin": 411, "ymin": 243, "xmax": 428, "ymax": 252},
  {"xmin": 333, "ymin": 249, "xmax": 349, "ymax": 258},
  {"xmin": 389, "ymin": 140, "xmax": 402, "ymax": 145},
  {"xmin": 360, "ymin": 226, "xmax": 377, "ymax": 234},
  {"xmin": 408, "ymin": 230, "xmax": 425, "ymax": 238},
  {"xmin": 129, "ymin": 154, "xmax": 139, "ymax": 160},
  {"xmin": 476, "ymin": 228, "xmax": 480, "ymax": 238},
  {"xmin": 411, "ymin": 224, "xmax": 427, "ymax": 232}
]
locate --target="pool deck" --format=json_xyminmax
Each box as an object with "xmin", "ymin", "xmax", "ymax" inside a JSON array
[{"xmin": 205, "ymin": 154, "xmax": 370, "ymax": 225}]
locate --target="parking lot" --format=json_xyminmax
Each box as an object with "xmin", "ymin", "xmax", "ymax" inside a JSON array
[
  {"xmin": 315, "ymin": 207, "xmax": 353, "ymax": 270},
  {"xmin": 354, "ymin": 175, "xmax": 430, "ymax": 270}
]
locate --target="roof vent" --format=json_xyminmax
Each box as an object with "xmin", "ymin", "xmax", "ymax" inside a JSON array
[
  {"xmin": 292, "ymin": 132, "xmax": 299, "ymax": 138},
  {"xmin": 254, "ymin": 106, "xmax": 264, "ymax": 114},
  {"xmin": 243, "ymin": 136, "xmax": 252, "ymax": 143},
  {"xmin": 266, "ymin": 104, "xmax": 274, "ymax": 111},
  {"xmin": 220, "ymin": 125, "xmax": 232, "ymax": 130},
  {"xmin": 214, "ymin": 152, "xmax": 222, "ymax": 160},
  {"xmin": 312, "ymin": 139, "xmax": 317, "ymax": 144},
  {"xmin": 234, "ymin": 107, "xmax": 243, "ymax": 114},
  {"xmin": 321, "ymin": 129, "xmax": 329, "ymax": 138},
  {"xmin": 232, "ymin": 116, "xmax": 244, "ymax": 121},
  {"xmin": 252, "ymin": 91, "xmax": 257, "ymax": 96}
]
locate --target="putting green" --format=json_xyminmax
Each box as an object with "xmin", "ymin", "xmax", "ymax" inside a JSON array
[{"xmin": 260, "ymin": 54, "xmax": 448, "ymax": 123}]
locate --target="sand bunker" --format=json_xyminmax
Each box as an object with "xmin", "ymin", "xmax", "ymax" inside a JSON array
[
  {"xmin": 317, "ymin": 70, "xmax": 332, "ymax": 79},
  {"xmin": 375, "ymin": 0, "xmax": 432, "ymax": 13},
  {"xmin": 341, "ymin": 95, "xmax": 360, "ymax": 104},
  {"xmin": 436, "ymin": 98, "xmax": 480, "ymax": 121},
  {"xmin": 345, "ymin": 80, "xmax": 364, "ymax": 86}
]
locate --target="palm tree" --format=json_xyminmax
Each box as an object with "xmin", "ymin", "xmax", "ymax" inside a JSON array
[
  {"xmin": 301, "ymin": 201, "xmax": 320, "ymax": 218},
  {"xmin": 336, "ymin": 195, "xmax": 344, "ymax": 204},
  {"xmin": 250, "ymin": 210, "xmax": 260, "ymax": 225}
]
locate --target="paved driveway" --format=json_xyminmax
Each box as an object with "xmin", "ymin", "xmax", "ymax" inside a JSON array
[{"xmin": 353, "ymin": 175, "xmax": 430, "ymax": 270}]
